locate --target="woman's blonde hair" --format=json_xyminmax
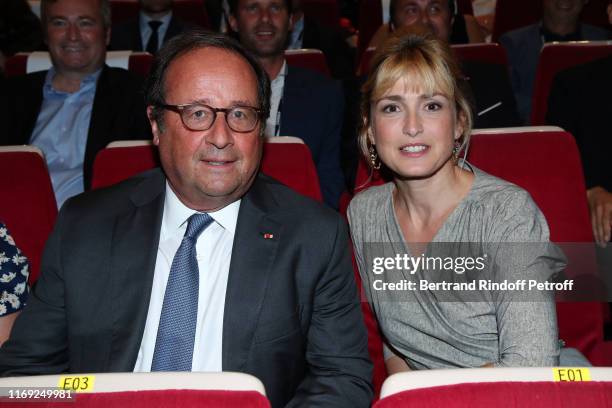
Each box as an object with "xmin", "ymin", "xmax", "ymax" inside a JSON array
[{"xmin": 359, "ymin": 29, "xmax": 473, "ymax": 169}]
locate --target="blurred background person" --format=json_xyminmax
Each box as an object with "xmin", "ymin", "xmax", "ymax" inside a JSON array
[
  {"xmin": 229, "ymin": 0, "xmax": 346, "ymax": 208},
  {"xmin": 110, "ymin": 0, "xmax": 194, "ymax": 54},
  {"xmin": 0, "ymin": 0, "xmax": 43, "ymax": 81},
  {"xmin": 369, "ymin": 0, "xmax": 486, "ymax": 48},
  {"xmin": 0, "ymin": 0, "xmax": 151, "ymax": 208},
  {"xmin": 500, "ymin": 0, "xmax": 611, "ymax": 123}
]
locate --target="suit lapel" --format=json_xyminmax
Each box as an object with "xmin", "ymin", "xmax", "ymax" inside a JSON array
[
  {"xmin": 107, "ymin": 170, "xmax": 166, "ymax": 371},
  {"xmin": 222, "ymin": 175, "xmax": 282, "ymax": 371}
]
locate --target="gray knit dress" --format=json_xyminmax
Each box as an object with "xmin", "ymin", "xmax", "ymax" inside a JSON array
[{"xmin": 348, "ymin": 165, "xmax": 565, "ymax": 369}]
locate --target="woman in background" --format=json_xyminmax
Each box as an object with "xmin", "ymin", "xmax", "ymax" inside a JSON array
[{"xmin": 348, "ymin": 32, "xmax": 564, "ymax": 371}]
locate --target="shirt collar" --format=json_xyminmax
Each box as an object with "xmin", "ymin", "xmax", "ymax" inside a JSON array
[
  {"xmin": 140, "ymin": 10, "xmax": 173, "ymax": 29},
  {"xmin": 271, "ymin": 60, "xmax": 288, "ymax": 84},
  {"xmin": 163, "ymin": 181, "xmax": 241, "ymax": 235},
  {"xmin": 43, "ymin": 66, "xmax": 102, "ymax": 95}
]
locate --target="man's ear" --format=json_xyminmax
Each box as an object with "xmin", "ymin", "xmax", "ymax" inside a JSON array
[
  {"xmin": 147, "ymin": 106, "xmax": 161, "ymax": 145},
  {"xmin": 228, "ymin": 14, "xmax": 239, "ymax": 32},
  {"xmin": 105, "ymin": 27, "xmax": 111, "ymax": 46}
]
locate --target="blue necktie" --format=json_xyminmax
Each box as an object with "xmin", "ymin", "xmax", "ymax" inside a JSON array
[{"xmin": 151, "ymin": 213, "xmax": 213, "ymax": 371}]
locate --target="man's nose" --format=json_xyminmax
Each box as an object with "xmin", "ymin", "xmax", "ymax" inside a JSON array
[
  {"xmin": 205, "ymin": 112, "xmax": 234, "ymax": 149},
  {"xmin": 66, "ymin": 22, "xmax": 81, "ymax": 41}
]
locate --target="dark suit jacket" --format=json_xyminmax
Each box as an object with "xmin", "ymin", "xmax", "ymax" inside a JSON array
[
  {"xmin": 301, "ymin": 16, "xmax": 355, "ymax": 79},
  {"xmin": 0, "ymin": 169, "xmax": 373, "ymax": 408},
  {"xmin": 500, "ymin": 22, "xmax": 611, "ymax": 123},
  {"xmin": 461, "ymin": 60, "xmax": 521, "ymax": 129},
  {"xmin": 109, "ymin": 14, "xmax": 189, "ymax": 51},
  {"xmin": 546, "ymin": 55, "xmax": 612, "ymax": 192},
  {"xmin": 281, "ymin": 65, "xmax": 345, "ymax": 209},
  {"xmin": 0, "ymin": 65, "xmax": 151, "ymax": 190}
]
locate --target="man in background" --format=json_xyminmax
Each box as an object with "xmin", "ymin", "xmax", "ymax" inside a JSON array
[
  {"xmin": 229, "ymin": 0, "xmax": 346, "ymax": 208},
  {"xmin": 0, "ymin": 0, "xmax": 150, "ymax": 208},
  {"xmin": 110, "ymin": 0, "xmax": 193, "ymax": 54},
  {"xmin": 501, "ymin": 0, "xmax": 611, "ymax": 123}
]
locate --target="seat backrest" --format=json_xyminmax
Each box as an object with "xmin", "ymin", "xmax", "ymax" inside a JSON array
[
  {"xmin": 92, "ymin": 137, "xmax": 323, "ymax": 202},
  {"xmin": 0, "ymin": 146, "xmax": 57, "ymax": 283},
  {"xmin": 377, "ymin": 368, "xmax": 612, "ymax": 407},
  {"xmin": 110, "ymin": 0, "xmax": 209, "ymax": 28},
  {"xmin": 350, "ymin": 127, "xmax": 605, "ymax": 360},
  {"xmin": 381, "ymin": 367, "xmax": 612, "ymax": 397},
  {"xmin": 284, "ymin": 49, "xmax": 331, "ymax": 77},
  {"xmin": 4, "ymin": 51, "xmax": 154, "ymax": 77},
  {"xmin": 0, "ymin": 371, "xmax": 270, "ymax": 406},
  {"xmin": 451, "ymin": 42, "xmax": 509, "ymax": 66},
  {"xmin": 530, "ymin": 41, "xmax": 612, "ymax": 125}
]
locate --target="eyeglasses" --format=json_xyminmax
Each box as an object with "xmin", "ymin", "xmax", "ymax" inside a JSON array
[{"xmin": 158, "ymin": 103, "xmax": 263, "ymax": 133}]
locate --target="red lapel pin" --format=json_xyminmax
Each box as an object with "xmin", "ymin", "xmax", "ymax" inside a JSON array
[{"xmin": 263, "ymin": 233, "xmax": 274, "ymax": 239}]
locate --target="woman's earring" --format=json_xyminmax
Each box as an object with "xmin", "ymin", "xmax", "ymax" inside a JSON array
[
  {"xmin": 369, "ymin": 145, "xmax": 381, "ymax": 170},
  {"xmin": 452, "ymin": 141, "xmax": 461, "ymax": 162}
]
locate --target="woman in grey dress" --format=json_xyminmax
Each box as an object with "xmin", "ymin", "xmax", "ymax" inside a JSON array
[{"xmin": 347, "ymin": 32, "xmax": 565, "ymax": 372}]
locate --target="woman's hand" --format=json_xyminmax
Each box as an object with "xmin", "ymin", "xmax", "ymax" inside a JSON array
[
  {"xmin": 385, "ymin": 355, "xmax": 411, "ymax": 375},
  {"xmin": 587, "ymin": 187, "xmax": 612, "ymax": 247}
]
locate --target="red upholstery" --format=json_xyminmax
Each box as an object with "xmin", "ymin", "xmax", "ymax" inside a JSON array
[
  {"xmin": 0, "ymin": 389, "xmax": 270, "ymax": 408},
  {"xmin": 110, "ymin": 0, "xmax": 209, "ymax": 28},
  {"xmin": 374, "ymin": 381, "xmax": 612, "ymax": 408},
  {"xmin": 357, "ymin": 0, "xmax": 383, "ymax": 65},
  {"xmin": 4, "ymin": 52, "xmax": 154, "ymax": 77},
  {"xmin": 451, "ymin": 43, "xmax": 508, "ymax": 66},
  {"xmin": 358, "ymin": 43, "xmax": 508, "ymax": 78},
  {"xmin": 0, "ymin": 149, "xmax": 57, "ymax": 284},
  {"xmin": 349, "ymin": 128, "xmax": 608, "ymax": 364},
  {"xmin": 301, "ymin": 0, "xmax": 340, "ymax": 28},
  {"xmin": 91, "ymin": 144, "xmax": 160, "ymax": 190},
  {"xmin": 92, "ymin": 140, "xmax": 323, "ymax": 202},
  {"xmin": 285, "ymin": 49, "xmax": 331, "ymax": 77},
  {"xmin": 530, "ymin": 42, "xmax": 612, "ymax": 125}
]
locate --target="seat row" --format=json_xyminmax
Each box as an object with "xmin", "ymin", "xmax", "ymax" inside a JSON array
[{"xmin": 0, "ymin": 367, "xmax": 611, "ymax": 407}]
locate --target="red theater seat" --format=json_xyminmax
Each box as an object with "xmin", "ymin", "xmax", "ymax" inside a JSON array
[
  {"xmin": 375, "ymin": 367, "xmax": 612, "ymax": 408},
  {"xmin": 0, "ymin": 372, "xmax": 270, "ymax": 407},
  {"xmin": 92, "ymin": 137, "xmax": 323, "ymax": 202},
  {"xmin": 451, "ymin": 43, "xmax": 508, "ymax": 66},
  {"xmin": 4, "ymin": 51, "xmax": 154, "ymax": 77},
  {"xmin": 530, "ymin": 41, "xmax": 612, "ymax": 125},
  {"xmin": 0, "ymin": 146, "xmax": 57, "ymax": 284},
  {"xmin": 349, "ymin": 127, "xmax": 610, "ymax": 365},
  {"xmin": 285, "ymin": 49, "xmax": 331, "ymax": 77}
]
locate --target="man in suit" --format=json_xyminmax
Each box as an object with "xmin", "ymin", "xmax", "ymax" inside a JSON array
[
  {"xmin": 109, "ymin": 0, "xmax": 192, "ymax": 54},
  {"xmin": 500, "ymin": 0, "xmax": 611, "ymax": 123},
  {"xmin": 0, "ymin": 0, "xmax": 150, "ymax": 208},
  {"xmin": 0, "ymin": 31, "xmax": 373, "ymax": 408},
  {"xmin": 228, "ymin": 0, "xmax": 346, "ymax": 208},
  {"xmin": 546, "ymin": 3, "xmax": 612, "ymax": 247}
]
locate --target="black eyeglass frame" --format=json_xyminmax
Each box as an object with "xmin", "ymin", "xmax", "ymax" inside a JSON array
[{"xmin": 157, "ymin": 103, "xmax": 264, "ymax": 133}]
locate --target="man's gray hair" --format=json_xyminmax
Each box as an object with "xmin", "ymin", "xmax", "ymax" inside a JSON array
[{"xmin": 41, "ymin": 0, "xmax": 112, "ymax": 29}]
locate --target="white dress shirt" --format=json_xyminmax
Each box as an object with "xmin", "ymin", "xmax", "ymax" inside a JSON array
[
  {"xmin": 265, "ymin": 60, "xmax": 287, "ymax": 137},
  {"xmin": 133, "ymin": 182, "xmax": 240, "ymax": 372}
]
